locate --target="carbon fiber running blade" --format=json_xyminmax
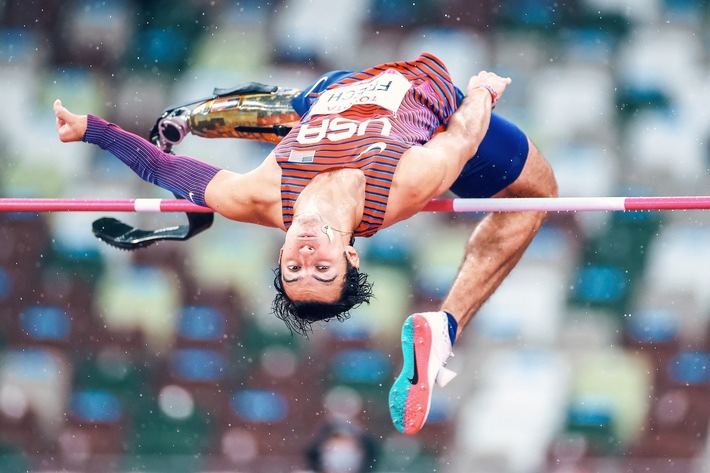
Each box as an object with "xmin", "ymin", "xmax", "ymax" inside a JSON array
[{"xmin": 92, "ymin": 212, "xmax": 214, "ymax": 250}]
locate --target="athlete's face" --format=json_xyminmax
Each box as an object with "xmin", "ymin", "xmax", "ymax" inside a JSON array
[{"xmin": 279, "ymin": 213, "xmax": 359, "ymax": 303}]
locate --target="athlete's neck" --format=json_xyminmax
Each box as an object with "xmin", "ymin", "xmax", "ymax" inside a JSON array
[{"xmin": 293, "ymin": 168, "xmax": 365, "ymax": 235}]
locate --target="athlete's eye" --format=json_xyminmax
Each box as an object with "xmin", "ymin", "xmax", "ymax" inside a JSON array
[
  {"xmin": 287, "ymin": 265, "xmax": 300, "ymax": 271},
  {"xmin": 317, "ymin": 265, "xmax": 330, "ymax": 271}
]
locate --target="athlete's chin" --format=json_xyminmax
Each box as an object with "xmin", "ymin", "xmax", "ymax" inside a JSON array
[{"xmin": 285, "ymin": 287, "xmax": 340, "ymax": 304}]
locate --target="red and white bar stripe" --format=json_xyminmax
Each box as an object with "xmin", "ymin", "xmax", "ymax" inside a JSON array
[
  {"xmin": 2, "ymin": 196, "xmax": 710, "ymax": 213},
  {"xmin": 0, "ymin": 198, "xmax": 212, "ymax": 213},
  {"xmin": 424, "ymin": 197, "xmax": 625, "ymax": 213},
  {"xmin": 428, "ymin": 196, "xmax": 710, "ymax": 212}
]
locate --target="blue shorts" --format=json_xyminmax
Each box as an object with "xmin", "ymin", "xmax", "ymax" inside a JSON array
[{"xmin": 292, "ymin": 72, "xmax": 528, "ymax": 199}]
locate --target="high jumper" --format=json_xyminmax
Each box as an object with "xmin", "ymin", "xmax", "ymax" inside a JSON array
[{"xmin": 53, "ymin": 53, "xmax": 557, "ymax": 434}]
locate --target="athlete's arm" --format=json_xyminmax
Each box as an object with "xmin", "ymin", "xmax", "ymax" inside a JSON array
[
  {"xmin": 55, "ymin": 99, "xmax": 221, "ymax": 207},
  {"xmin": 204, "ymin": 154, "xmax": 283, "ymax": 227},
  {"xmin": 388, "ymin": 72, "xmax": 511, "ymax": 216},
  {"xmin": 422, "ymin": 71, "xmax": 512, "ymax": 192},
  {"xmin": 54, "ymin": 99, "xmax": 282, "ymax": 228}
]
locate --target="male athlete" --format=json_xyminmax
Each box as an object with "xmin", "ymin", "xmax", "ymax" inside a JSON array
[{"xmin": 54, "ymin": 53, "xmax": 557, "ymax": 434}]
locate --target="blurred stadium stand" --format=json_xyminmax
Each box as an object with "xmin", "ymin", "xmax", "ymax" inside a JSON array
[{"xmin": 2, "ymin": 0, "xmax": 710, "ymax": 471}]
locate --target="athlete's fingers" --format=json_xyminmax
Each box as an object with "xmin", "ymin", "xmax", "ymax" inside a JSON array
[
  {"xmin": 467, "ymin": 70, "xmax": 513, "ymax": 102},
  {"xmin": 53, "ymin": 99, "xmax": 69, "ymax": 123},
  {"xmin": 472, "ymin": 71, "xmax": 511, "ymax": 86},
  {"xmin": 53, "ymin": 99, "xmax": 87, "ymax": 143},
  {"xmin": 54, "ymin": 100, "xmax": 70, "ymax": 131}
]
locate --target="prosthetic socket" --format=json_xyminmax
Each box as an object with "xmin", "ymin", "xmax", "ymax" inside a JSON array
[{"xmin": 150, "ymin": 82, "xmax": 301, "ymax": 152}]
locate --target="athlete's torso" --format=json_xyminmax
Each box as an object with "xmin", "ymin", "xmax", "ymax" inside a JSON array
[{"xmin": 275, "ymin": 53, "xmax": 457, "ymax": 237}]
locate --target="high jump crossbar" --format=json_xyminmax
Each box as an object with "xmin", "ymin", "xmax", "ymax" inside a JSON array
[{"xmin": 2, "ymin": 196, "xmax": 710, "ymax": 213}]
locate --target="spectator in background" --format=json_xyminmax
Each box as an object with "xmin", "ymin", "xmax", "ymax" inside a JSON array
[{"xmin": 303, "ymin": 420, "xmax": 379, "ymax": 473}]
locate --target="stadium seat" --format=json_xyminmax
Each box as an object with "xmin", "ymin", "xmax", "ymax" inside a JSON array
[
  {"xmin": 169, "ymin": 347, "xmax": 228, "ymax": 383},
  {"xmin": 329, "ymin": 348, "xmax": 392, "ymax": 401},
  {"xmin": 175, "ymin": 305, "xmax": 227, "ymax": 346},
  {"xmin": 17, "ymin": 305, "xmax": 73, "ymax": 349},
  {"xmin": 622, "ymin": 306, "xmax": 682, "ymax": 382},
  {"xmin": 0, "ymin": 348, "xmax": 71, "ymax": 452},
  {"xmin": 225, "ymin": 387, "xmax": 306, "ymax": 458},
  {"xmin": 161, "ymin": 347, "xmax": 231, "ymax": 413},
  {"xmin": 125, "ymin": 385, "xmax": 213, "ymax": 463},
  {"xmin": 457, "ymin": 349, "xmax": 570, "ymax": 472},
  {"xmin": 0, "ymin": 387, "xmax": 44, "ymax": 456},
  {"xmin": 569, "ymin": 263, "xmax": 630, "ymax": 313},
  {"xmin": 566, "ymin": 349, "xmax": 652, "ymax": 450},
  {"xmin": 59, "ymin": 388, "xmax": 127, "ymax": 462},
  {"xmin": 72, "ymin": 346, "xmax": 151, "ymax": 415}
]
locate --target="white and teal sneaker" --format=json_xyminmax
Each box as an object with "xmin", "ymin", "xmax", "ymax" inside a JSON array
[{"xmin": 389, "ymin": 311, "xmax": 456, "ymax": 434}]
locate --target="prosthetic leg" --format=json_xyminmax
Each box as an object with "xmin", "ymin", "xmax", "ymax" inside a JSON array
[
  {"xmin": 94, "ymin": 82, "xmax": 302, "ymax": 249},
  {"xmin": 150, "ymin": 82, "xmax": 302, "ymax": 152}
]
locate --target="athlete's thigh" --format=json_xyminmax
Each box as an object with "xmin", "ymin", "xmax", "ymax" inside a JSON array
[{"xmin": 448, "ymin": 113, "xmax": 529, "ymax": 198}]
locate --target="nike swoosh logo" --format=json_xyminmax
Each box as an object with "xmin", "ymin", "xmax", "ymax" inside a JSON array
[
  {"xmin": 188, "ymin": 192, "xmax": 195, "ymax": 202},
  {"xmin": 304, "ymin": 77, "xmax": 328, "ymax": 98},
  {"xmin": 359, "ymin": 142, "xmax": 387, "ymax": 156},
  {"xmin": 407, "ymin": 343, "xmax": 419, "ymax": 385}
]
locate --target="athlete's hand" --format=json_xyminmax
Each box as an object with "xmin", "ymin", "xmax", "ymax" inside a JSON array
[
  {"xmin": 466, "ymin": 71, "xmax": 512, "ymax": 106},
  {"xmin": 54, "ymin": 99, "xmax": 88, "ymax": 143}
]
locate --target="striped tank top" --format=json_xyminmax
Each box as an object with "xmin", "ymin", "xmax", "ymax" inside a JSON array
[{"xmin": 275, "ymin": 53, "xmax": 457, "ymax": 237}]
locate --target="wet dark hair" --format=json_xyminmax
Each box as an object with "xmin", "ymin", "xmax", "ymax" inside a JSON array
[{"xmin": 272, "ymin": 255, "xmax": 374, "ymax": 337}]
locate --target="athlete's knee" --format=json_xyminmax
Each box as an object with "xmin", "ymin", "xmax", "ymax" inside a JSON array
[{"xmin": 528, "ymin": 141, "xmax": 558, "ymax": 198}]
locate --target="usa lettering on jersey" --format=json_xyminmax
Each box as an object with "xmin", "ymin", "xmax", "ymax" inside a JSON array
[
  {"xmin": 309, "ymin": 71, "xmax": 412, "ymax": 116},
  {"xmin": 297, "ymin": 117, "xmax": 392, "ymax": 145}
]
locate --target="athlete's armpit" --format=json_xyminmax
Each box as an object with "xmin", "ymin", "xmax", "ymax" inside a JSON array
[{"xmin": 204, "ymin": 156, "xmax": 284, "ymax": 228}]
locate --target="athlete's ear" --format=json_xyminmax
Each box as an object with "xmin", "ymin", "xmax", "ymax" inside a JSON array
[
  {"xmin": 278, "ymin": 247, "xmax": 283, "ymax": 265},
  {"xmin": 345, "ymin": 247, "xmax": 360, "ymax": 269}
]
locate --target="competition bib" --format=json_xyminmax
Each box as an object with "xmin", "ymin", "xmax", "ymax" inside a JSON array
[{"xmin": 309, "ymin": 71, "xmax": 412, "ymax": 116}]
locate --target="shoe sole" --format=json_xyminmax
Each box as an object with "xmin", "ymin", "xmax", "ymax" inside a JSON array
[{"xmin": 389, "ymin": 313, "xmax": 433, "ymax": 434}]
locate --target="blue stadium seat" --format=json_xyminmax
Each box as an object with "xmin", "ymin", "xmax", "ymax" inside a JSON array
[
  {"xmin": 570, "ymin": 264, "xmax": 629, "ymax": 306},
  {"xmin": 224, "ymin": 387, "xmax": 313, "ymax": 459},
  {"xmin": 565, "ymin": 400, "xmax": 620, "ymax": 456},
  {"xmin": 330, "ymin": 348, "xmax": 392, "ymax": 386},
  {"xmin": 625, "ymin": 307, "xmax": 679, "ymax": 344},
  {"xmin": 631, "ymin": 351, "xmax": 710, "ymax": 459},
  {"xmin": 623, "ymin": 307, "xmax": 681, "ymax": 377},
  {"xmin": 169, "ymin": 348, "xmax": 228, "ymax": 383},
  {"xmin": 19, "ymin": 305, "xmax": 72, "ymax": 343},
  {"xmin": 138, "ymin": 28, "xmax": 188, "ymax": 67},
  {"xmin": 69, "ymin": 389, "xmax": 123, "ymax": 424},
  {"xmin": 230, "ymin": 389, "xmax": 289, "ymax": 423},
  {"xmin": 667, "ymin": 351, "xmax": 710, "ymax": 386},
  {"xmin": 176, "ymin": 305, "xmax": 227, "ymax": 344},
  {"xmin": 498, "ymin": 0, "xmax": 563, "ymax": 29}
]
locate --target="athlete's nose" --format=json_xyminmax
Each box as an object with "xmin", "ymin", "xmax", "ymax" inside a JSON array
[{"xmin": 299, "ymin": 245, "xmax": 315, "ymax": 255}]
